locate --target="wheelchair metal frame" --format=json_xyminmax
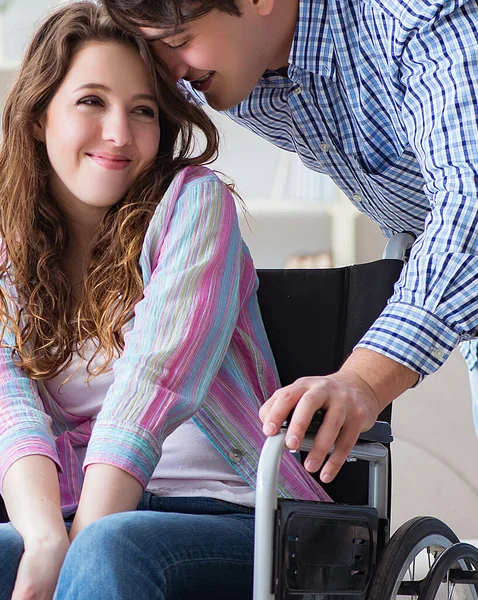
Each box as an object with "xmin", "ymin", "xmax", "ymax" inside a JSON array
[
  {"xmin": 252, "ymin": 232, "xmax": 478, "ymax": 599},
  {"xmin": 253, "ymin": 431, "xmax": 389, "ymax": 599},
  {"xmin": 253, "ymin": 232, "xmax": 415, "ymax": 600}
]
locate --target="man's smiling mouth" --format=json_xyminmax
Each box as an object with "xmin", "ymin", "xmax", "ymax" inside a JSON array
[{"xmin": 190, "ymin": 71, "xmax": 215, "ymax": 92}]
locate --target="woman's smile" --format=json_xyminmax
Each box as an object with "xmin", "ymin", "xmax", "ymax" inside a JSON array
[{"xmin": 86, "ymin": 151, "xmax": 133, "ymax": 171}]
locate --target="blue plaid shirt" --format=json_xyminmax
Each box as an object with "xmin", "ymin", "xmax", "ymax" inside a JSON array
[{"xmin": 188, "ymin": 0, "xmax": 478, "ymax": 376}]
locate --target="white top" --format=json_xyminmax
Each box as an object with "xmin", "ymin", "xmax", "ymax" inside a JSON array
[{"xmin": 45, "ymin": 344, "xmax": 255, "ymax": 507}]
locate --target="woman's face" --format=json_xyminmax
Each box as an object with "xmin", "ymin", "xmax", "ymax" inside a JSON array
[{"xmin": 37, "ymin": 41, "xmax": 161, "ymax": 222}]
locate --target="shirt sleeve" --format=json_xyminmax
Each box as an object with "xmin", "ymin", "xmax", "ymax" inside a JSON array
[
  {"xmin": 84, "ymin": 172, "xmax": 244, "ymax": 488},
  {"xmin": 0, "ymin": 284, "xmax": 61, "ymax": 494},
  {"xmin": 357, "ymin": 0, "xmax": 478, "ymax": 378}
]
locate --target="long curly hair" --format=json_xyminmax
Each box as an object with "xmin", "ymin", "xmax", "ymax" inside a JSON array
[{"xmin": 0, "ymin": 1, "xmax": 219, "ymax": 381}]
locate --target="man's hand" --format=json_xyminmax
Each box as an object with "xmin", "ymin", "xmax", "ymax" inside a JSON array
[{"xmin": 260, "ymin": 348, "xmax": 419, "ymax": 483}]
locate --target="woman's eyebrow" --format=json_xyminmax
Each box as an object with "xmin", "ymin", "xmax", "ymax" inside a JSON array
[{"xmin": 73, "ymin": 83, "xmax": 157, "ymax": 103}]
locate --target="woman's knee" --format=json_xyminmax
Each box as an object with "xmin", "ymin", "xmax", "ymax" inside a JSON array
[
  {"xmin": 0, "ymin": 523, "xmax": 24, "ymax": 600},
  {"xmin": 63, "ymin": 512, "xmax": 138, "ymax": 565},
  {"xmin": 55, "ymin": 512, "xmax": 167, "ymax": 599},
  {"xmin": 56, "ymin": 510, "xmax": 254, "ymax": 600}
]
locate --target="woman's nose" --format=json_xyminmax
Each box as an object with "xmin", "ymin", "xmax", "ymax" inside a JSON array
[{"xmin": 102, "ymin": 109, "xmax": 134, "ymax": 147}]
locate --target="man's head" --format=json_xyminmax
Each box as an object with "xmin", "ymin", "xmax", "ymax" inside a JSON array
[{"xmin": 103, "ymin": 0, "xmax": 298, "ymax": 111}]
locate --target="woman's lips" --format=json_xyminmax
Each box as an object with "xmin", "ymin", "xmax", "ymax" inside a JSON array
[
  {"xmin": 191, "ymin": 72, "xmax": 215, "ymax": 92},
  {"xmin": 87, "ymin": 153, "xmax": 132, "ymax": 171}
]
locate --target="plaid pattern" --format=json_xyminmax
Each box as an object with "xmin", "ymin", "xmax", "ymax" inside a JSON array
[{"xmin": 187, "ymin": 0, "xmax": 478, "ymax": 375}]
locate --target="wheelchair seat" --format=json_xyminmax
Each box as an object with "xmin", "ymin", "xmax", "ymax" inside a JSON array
[{"xmin": 254, "ymin": 258, "xmax": 478, "ymax": 600}]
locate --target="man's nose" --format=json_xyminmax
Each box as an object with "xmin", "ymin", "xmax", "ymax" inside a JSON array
[{"xmin": 151, "ymin": 41, "xmax": 189, "ymax": 81}]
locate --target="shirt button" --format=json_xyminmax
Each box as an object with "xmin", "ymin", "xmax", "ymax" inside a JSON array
[
  {"xmin": 319, "ymin": 142, "xmax": 330, "ymax": 153},
  {"xmin": 228, "ymin": 448, "xmax": 243, "ymax": 463},
  {"xmin": 432, "ymin": 347, "xmax": 444, "ymax": 360},
  {"xmin": 353, "ymin": 193, "xmax": 363, "ymax": 203},
  {"xmin": 292, "ymin": 85, "xmax": 302, "ymax": 95}
]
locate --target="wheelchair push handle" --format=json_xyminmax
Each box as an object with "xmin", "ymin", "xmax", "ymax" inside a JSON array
[
  {"xmin": 382, "ymin": 231, "xmax": 415, "ymax": 261},
  {"xmin": 282, "ymin": 409, "xmax": 393, "ymax": 444}
]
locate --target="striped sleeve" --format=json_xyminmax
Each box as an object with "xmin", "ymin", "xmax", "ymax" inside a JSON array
[
  {"xmin": 84, "ymin": 170, "xmax": 244, "ymax": 488},
  {"xmin": 0, "ymin": 285, "xmax": 61, "ymax": 494}
]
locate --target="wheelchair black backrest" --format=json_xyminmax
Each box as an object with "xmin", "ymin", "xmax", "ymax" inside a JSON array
[{"xmin": 256, "ymin": 258, "xmax": 403, "ymax": 504}]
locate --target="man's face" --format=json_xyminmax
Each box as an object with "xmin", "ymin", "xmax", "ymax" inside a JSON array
[{"xmin": 141, "ymin": 6, "xmax": 277, "ymax": 111}]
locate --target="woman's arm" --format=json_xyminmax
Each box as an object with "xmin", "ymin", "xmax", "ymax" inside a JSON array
[
  {"xmin": 69, "ymin": 463, "xmax": 142, "ymax": 540},
  {"xmin": 3, "ymin": 455, "xmax": 69, "ymax": 600},
  {"xmin": 0, "ymin": 305, "xmax": 62, "ymax": 492},
  {"xmin": 0, "ymin": 278, "xmax": 67, "ymax": 595},
  {"xmin": 3, "ymin": 455, "xmax": 66, "ymax": 545},
  {"xmin": 80, "ymin": 168, "xmax": 246, "ymax": 522}
]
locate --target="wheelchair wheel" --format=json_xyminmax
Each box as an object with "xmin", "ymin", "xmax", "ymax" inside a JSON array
[{"xmin": 367, "ymin": 516, "xmax": 478, "ymax": 599}]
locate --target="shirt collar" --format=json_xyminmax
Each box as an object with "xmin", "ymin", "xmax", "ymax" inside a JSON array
[{"xmin": 289, "ymin": 0, "xmax": 336, "ymax": 80}]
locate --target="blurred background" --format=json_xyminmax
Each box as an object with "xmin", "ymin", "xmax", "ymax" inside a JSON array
[{"xmin": 0, "ymin": 0, "xmax": 476, "ymax": 539}]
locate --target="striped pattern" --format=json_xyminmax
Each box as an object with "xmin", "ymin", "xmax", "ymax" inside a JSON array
[
  {"xmin": 0, "ymin": 166, "xmax": 331, "ymax": 516},
  {"xmin": 187, "ymin": 0, "xmax": 478, "ymax": 375}
]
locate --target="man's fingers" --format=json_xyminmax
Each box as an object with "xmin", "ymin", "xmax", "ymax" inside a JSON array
[
  {"xmin": 260, "ymin": 381, "xmax": 308, "ymax": 435},
  {"xmin": 284, "ymin": 388, "xmax": 330, "ymax": 450},
  {"xmin": 317, "ymin": 425, "xmax": 359, "ymax": 483},
  {"xmin": 296, "ymin": 405, "xmax": 345, "ymax": 472}
]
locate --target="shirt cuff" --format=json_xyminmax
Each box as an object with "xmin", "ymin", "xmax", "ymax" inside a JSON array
[
  {"xmin": 0, "ymin": 423, "xmax": 61, "ymax": 495},
  {"xmin": 356, "ymin": 302, "xmax": 461, "ymax": 380},
  {"xmin": 83, "ymin": 420, "xmax": 162, "ymax": 489}
]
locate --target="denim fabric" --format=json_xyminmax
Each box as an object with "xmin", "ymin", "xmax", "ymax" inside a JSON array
[{"xmin": 0, "ymin": 493, "xmax": 255, "ymax": 600}]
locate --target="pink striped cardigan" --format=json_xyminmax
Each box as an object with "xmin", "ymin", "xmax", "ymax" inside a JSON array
[{"xmin": 0, "ymin": 165, "xmax": 330, "ymax": 516}]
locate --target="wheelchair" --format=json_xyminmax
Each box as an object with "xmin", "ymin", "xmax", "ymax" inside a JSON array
[{"xmin": 254, "ymin": 233, "xmax": 478, "ymax": 599}]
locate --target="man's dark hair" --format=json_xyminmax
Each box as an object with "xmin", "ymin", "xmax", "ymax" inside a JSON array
[{"xmin": 102, "ymin": 0, "xmax": 242, "ymax": 32}]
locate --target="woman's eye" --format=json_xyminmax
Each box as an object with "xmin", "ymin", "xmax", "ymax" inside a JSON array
[
  {"xmin": 133, "ymin": 106, "xmax": 158, "ymax": 121},
  {"xmin": 77, "ymin": 96, "xmax": 103, "ymax": 107}
]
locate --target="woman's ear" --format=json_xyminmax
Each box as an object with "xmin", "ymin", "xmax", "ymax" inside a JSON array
[{"xmin": 33, "ymin": 118, "xmax": 45, "ymax": 142}]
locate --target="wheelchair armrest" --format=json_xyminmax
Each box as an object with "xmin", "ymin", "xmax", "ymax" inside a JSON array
[{"xmin": 282, "ymin": 409, "xmax": 393, "ymax": 444}]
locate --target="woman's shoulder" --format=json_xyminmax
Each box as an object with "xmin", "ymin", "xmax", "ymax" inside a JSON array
[
  {"xmin": 176, "ymin": 165, "xmax": 231, "ymax": 197},
  {"xmin": 141, "ymin": 165, "xmax": 239, "ymax": 268},
  {"xmin": 159, "ymin": 165, "xmax": 236, "ymax": 217},
  {"xmin": 180, "ymin": 164, "xmax": 220, "ymax": 186}
]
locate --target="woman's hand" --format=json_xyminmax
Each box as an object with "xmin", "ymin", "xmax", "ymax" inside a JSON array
[{"xmin": 11, "ymin": 537, "xmax": 70, "ymax": 600}]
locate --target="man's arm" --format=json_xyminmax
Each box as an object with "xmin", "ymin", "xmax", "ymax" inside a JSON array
[
  {"xmin": 260, "ymin": 348, "xmax": 418, "ymax": 482},
  {"xmin": 264, "ymin": 0, "xmax": 478, "ymax": 482}
]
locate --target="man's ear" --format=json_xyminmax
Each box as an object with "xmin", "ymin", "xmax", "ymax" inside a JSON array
[
  {"xmin": 33, "ymin": 118, "xmax": 45, "ymax": 142},
  {"xmin": 251, "ymin": 0, "xmax": 275, "ymax": 17}
]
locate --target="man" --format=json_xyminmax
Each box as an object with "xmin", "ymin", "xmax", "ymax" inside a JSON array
[{"xmin": 103, "ymin": 0, "xmax": 478, "ymax": 484}]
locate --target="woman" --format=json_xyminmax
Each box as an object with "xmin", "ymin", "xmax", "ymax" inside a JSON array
[{"xmin": 0, "ymin": 3, "xmax": 329, "ymax": 599}]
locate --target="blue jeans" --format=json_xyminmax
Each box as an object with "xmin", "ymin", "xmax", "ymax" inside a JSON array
[{"xmin": 0, "ymin": 493, "xmax": 255, "ymax": 600}]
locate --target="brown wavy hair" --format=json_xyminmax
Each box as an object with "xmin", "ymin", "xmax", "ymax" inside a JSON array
[
  {"xmin": 0, "ymin": 1, "xmax": 219, "ymax": 380},
  {"xmin": 102, "ymin": 0, "xmax": 241, "ymax": 33}
]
